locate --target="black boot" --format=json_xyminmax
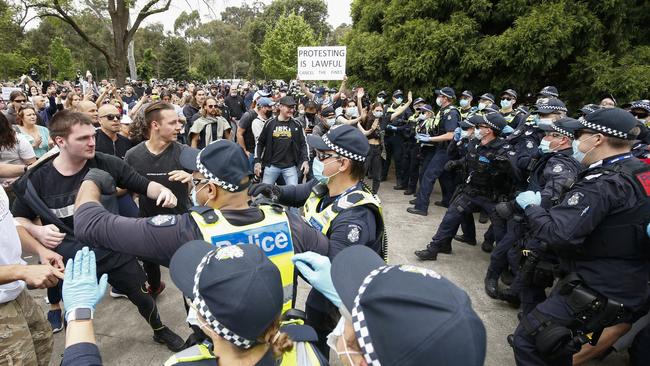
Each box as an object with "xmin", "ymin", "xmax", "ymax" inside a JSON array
[
  {"xmin": 479, "ymin": 211, "xmax": 489, "ymax": 224},
  {"xmin": 454, "ymin": 235, "xmax": 477, "ymax": 246},
  {"xmin": 437, "ymin": 240, "xmax": 452, "ymax": 254},
  {"xmin": 153, "ymin": 326, "xmax": 185, "ymax": 352},
  {"xmin": 481, "ymin": 240, "xmax": 494, "ymax": 253},
  {"xmin": 484, "ymin": 271, "xmax": 499, "ymax": 299},
  {"xmin": 499, "ymin": 287, "xmax": 521, "ymax": 308},
  {"xmin": 414, "ymin": 248, "xmax": 438, "ymax": 260},
  {"xmin": 404, "ymin": 189, "xmax": 415, "ymax": 195},
  {"xmin": 409, "ymin": 198, "xmax": 417, "ymax": 205},
  {"xmin": 393, "ymin": 185, "xmax": 407, "ymax": 190}
]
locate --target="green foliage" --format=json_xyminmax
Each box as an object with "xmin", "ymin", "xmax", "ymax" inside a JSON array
[
  {"xmin": 260, "ymin": 13, "xmax": 318, "ymax": 80},
  {"xmin": 161, "ymin": 37, "xmax": 189, "ymax": 81},
  {"xmin": 137, "ymin": 48, "xmax": 157, "ymax": 82},
  {"xmin": 345, "ymin": 0, "xmax": 650, "ymax": 106},
  {"xmin": 48, "ymin": 37, "xmax": 75, "ymax": 80}
]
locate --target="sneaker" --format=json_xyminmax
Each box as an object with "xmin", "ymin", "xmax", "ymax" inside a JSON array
[
  {"xmin": 153, "ymin": 327, "xmax": 185, "ymax": 352},
  {"xmin": 146, "ymin": 281, "xmax": 166, "ymax": 299},
  {"xmin": 47, "ymin": 309, "xmax": 63, "ymax": 333},
  {"xmin": 109, "ymin": 287, "xmax": 128, "ymax": 299}
]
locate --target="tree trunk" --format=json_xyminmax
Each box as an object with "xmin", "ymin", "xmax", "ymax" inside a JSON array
[{"xmin": 127, "ymin": 15, "xmax": 137, "ymax": 81}]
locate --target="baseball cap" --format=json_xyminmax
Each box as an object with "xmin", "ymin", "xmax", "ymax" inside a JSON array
[
  {"xmin": 331, "ymin": 246, "xmax": 486, "ymax": 366},
  {"xmin": 413, "ymin": 97, "xmax": 426, "ymax": 106},
  {"xmin": 307, "ymin": 124, "xmax": 370, "ymax": 162},
  {"xmin": 257, "ymin": 97, "xmax": 275, "ymax": 107},
  {"xmin": 377, "ymin": 90, "xmax": 387, "ymax": 98},
  {"xmin": 170, "ymin": 241, "xmax": 283, "ymax": 349},
  {"xmin": 435, "ymin": 87, "xmax": 456, "ymax": 99},
  {"xmin": 180, "ymin": 139, "xmax": 252, "ymax": 192},
  {"xmin": 535, "ymin": 98, "xmax": 568, "ymax": 114},
  {"xmin": 420, "ymin": 104, "xmax": 434, "ymax": 113},
  {"xmin": 392, "ymin": 89, "xmax": 403, "ymax": 97},
  {"xmin": 577, "ymin": 107, "xmax": 640, "ymax": 140},
  {"xmin": 278, "ymin": 96, "xmax": 296, "ymax": 106},
  {"xmin": 579, "ymin": 104, "xmax": 601, "ymax": 116}
]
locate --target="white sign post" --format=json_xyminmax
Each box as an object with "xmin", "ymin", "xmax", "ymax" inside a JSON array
[{"xmin": 297, "ymin": 46, "xmax": 346, "ymax": 81}]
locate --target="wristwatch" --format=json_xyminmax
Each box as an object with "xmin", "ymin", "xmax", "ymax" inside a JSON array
[{"xmin": 66, "ymin": 307, "xmax": 94, "ymax": 322}]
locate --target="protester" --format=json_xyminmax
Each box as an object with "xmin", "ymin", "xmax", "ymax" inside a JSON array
[{"xmin": 17, "ymin": 105, "xmax": 51, "ymax": 158}]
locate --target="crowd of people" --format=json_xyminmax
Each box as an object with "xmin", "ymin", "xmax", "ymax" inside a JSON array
[{"xmin": 1, "ymin": 71, "xmax": 650, "ymax": 366}]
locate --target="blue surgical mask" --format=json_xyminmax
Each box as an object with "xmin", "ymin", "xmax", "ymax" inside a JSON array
[
  {"xmin": 395, "ymin": 98, "xmax": 403, "ymax": 105},
  {"xmin": 474, "ymin": 129, "xmax": 484, "ymax": 140},
  {"xmin": 539, "ymin": 139, "xmax": 553, "ymax": 154},
  {"xmin": 500, "ymin": 100, "xmax": 512, "ymax": 109},
  {"xmin": 478, "ymin": 102, "xmax": 487, "ymax": 110},
  {"xmin": 572, "ymin": 135, "xmax": 598, "ymax": 163},
  {"xmin": 326, "ymin": 118, "xmax": 336, "ymax": 127},
  {"xmin": 373, "ymin": 111, "xmax": 383, "ymax": 118},
  {"xmin": 460, "ymin": 130, "xmax": 469, "ymax": 139},
  {"xmin": 377, "ymin": 97, "xmax": 385, "ymax": 104},
  {"xmin": 346, "ymin": 107, "xmax": 358, "ymax": 117},
  {"xmin": 436, "ymin": 97, "xmax": 443, "ymax": 107},
  {"xmin": 190, "ymin": 183, "xmax": 208, "ymax": 206},
  {"xmin": 459, "ymin": 99, "xmax": 469, "ymax": 108},
  {"xmin": 312, "ymin": 157, "xmax": 340, "ymax": 184}
]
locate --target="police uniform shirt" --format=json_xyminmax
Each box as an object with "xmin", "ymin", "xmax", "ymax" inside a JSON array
[
  {"xmin": 523, "ymin": 153, "xmax": 650, "ymax": 310},
  {"xmin": 529, "ymin": 148, "xmax": 582, "ymax": 209},
  {"xmin": 74, "ymin": 203, "xmax": 329, "ymax": 267},
  {"xmin": 435, "ymin": 105, "xmax": 461, "ymax": 136}
]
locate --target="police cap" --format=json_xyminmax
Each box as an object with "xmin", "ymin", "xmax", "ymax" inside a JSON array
[
  {"xmin": 435, "ymin": 87, "xmax": 456, "ymax": 99},
  {"xmin": 180, "ymin": 139, "xmax": 252, "ymax": 193},
  {"xmin": 478, "ymin": 93, "xmax": 495, "ymax": 103},
  {"xmin": 501, "ymin": 89, "xmax": 518, "ymax": 99},
  {"xmin": 461, "ymin": 90, "xmax": 473, "ymax": 98},
  {"xmin": 321, "ymin": 106, "xmax": 336, "ymax": 118},
  {"xmin": 535, "ymin": 98, "xmax": 568, "ymax": 114},
  {"xmin": 170, "ymin": 242, "xmax": 283, "ymax": 349},
  {"xmin": 377, "ymin": 90, "xmax": 387, "ymax": 98},
  {"xmin": 459, "ymin": 118, "xmax": 475, "ymax": 129},
  {"xmin": 537, "ymin": 117, "xmax": 580, "ymax": 139},
  {"xmin": 331, "ymin": 246, "xmax": 486, "ymax": 366},
  {"xmin": 630, "ymin": 100, "xmax": 650, "ymax": 114},
  {"xmin": 413, "ymin": 97, "xmax": 426, "ymax": 106},
  {"xmin": 307, "ymin": 124, "xmax": 370, "ymax": 162},
  {"xmin": 393, "ymin": 89, "xmax": 404, "ymax": 97},
  {"xmin": 538, "ymin": 86, "xmax": 559, "ymax": 98},
  {"xmin": 420, "ymin": 104, "xmax": 434, "ymax": 113},
  {"xmin": 470, "ymin": 113, "xmax": 507, "ymax": 133},
  {"xmin": 579, "ymin": 104, "xmax": 601, "ymax": 116},
  {"xmin": 577, "ymin": 107, "xmax": 640, "ymax": 140}
]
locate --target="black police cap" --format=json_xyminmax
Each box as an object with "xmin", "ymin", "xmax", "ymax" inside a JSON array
[
  {"xmin": 535, "ymin": 98, "xmax": 568, "ymax": 114},
  {"xmin": 479, "ymin": 93, "xmax": 495, "ymax": 103},
  {"xmin": 461, "ymin": 90, "xmax": 473, "ymax": 98},
  {"xmin": 537, "ymin": 117, "xmax": 580, "ymax": 139},
  {"xmin": 392, "ymin": 89, "xmax": 403, "ymax": 97},
  {"xmin": 501, "ymin": 89, "xmax": 518, "ymax": 99},
  {"xmin": 578, "ymin": 107, "xmax": 639, "ymax": 140},
  {"xmin": 470, "ymin": 113, "xmax": 507, "ymax": 132},
  {"xmin": 307, "ymin": 124, "xmax": 370, "ymax": 162},
  {"xmin": 377, "ymin": 90, "xmax": 387, "ymax": 98},
  {"xmin": 538, "ymin": 86, "xmax": 559, "ymax": 98},
  {"xmin": 180, "ymin": 139, "xmax": 252, "ymax": 192},
  {"xmin": 435, "ymin": 87, "xmax": 456, "ymax": 99}
]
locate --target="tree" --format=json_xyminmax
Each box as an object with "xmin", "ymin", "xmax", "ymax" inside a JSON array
[
  {"xmin": 160, "ymin": 37, "xmax": 188, "ymax": 81},
  {"xmin": 29, "ymin": 0, "xmax": 172, "ymax": 86},
  {"xmin": 48, "ymin": 36, "xmax": 75, "ymax": 80},
  {"xmin": 137, "ymin": 48, "xmax": 157, "ymax": 81},
  {"xmin": 221, "ymin": 1, "xmax": 263, "ymax": 30},
  {"xmin": 260, "ymin": 13, "xmax": 318, "ymax": 80}
]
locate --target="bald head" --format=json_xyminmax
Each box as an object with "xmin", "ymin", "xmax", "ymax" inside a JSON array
[
  {"xmin": 32, "ymin": 96, "xmax": 46, "ymax": 110},
  {"xmin": 98, "ymin": 104, "xmax": 121, "ymax": 134},
  {"xmin": 76, "ymin": 101, "xmax": 98, "ymax": 124}
]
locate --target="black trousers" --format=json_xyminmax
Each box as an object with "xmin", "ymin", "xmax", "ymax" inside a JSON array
[
  {"xmin": 365, "ymin": 144, "xmax": 383, "ymax": 193},
  {"xmin": 382, "ymin": 133, "xmax": 404, "ymax": 182}
]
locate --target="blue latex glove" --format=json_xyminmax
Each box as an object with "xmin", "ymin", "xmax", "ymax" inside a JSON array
[
  {"xmin": 501, "ymin": 125, "xmax": 514, "ymax": 135},
  {"xmin": 63, "ymin": 247, "xmax": 108, "ymax": 319},
  {"xmin": 292, "ymin": 252, "xmax": 341, "ymax": 307},
  {"xmin": 386, "ymin": 125, "xmax": 397, "ymax": 131},
  {"xmin": 416, "ymin": 133, "xmax": 430, "ymax": 142},
  {"xmin": 478, "ymin": 155, "xmax": 491, "ymax": 163},
  {"xmin": 516, "ymin": 191, "xmax": 541, "ymax": 209},
  {"xmin": 453, "ymin": 127, "xmax": 462, "ymax": 141}
]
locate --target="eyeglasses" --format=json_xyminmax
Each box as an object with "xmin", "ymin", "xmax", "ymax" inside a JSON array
[
  {"xmin": 316, "ymin": 152, "xmax": 342, "ymax": 161},
  {"xmin": 100, "ymin": 114, "xmax": 122, "ymax": 121},
  {"xmin": 547, "ymin": 132, "xmax": 564, "ymax": 139},
  {"xmin": 206, "ymin": 105, "xmax": 217, "ymax": 108},
  {"xmin": 192, "ymin": 178, "xmax": 210, "ymax": 187}
]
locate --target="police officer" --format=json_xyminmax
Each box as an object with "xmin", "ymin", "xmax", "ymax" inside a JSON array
[
  {"xmin": 73, "ymin": 140, "xmax": 330, "ymax": 320},
  {"xmin": 407, "ymin": 87, "xmax": 460, "ymax": 215},
  {"xmin": 415, "ymin": 113, "xmax": 513, "ymax": 260},
  {"xmin": 499, "ymin": 89, "xmax": 527, "ymax": 128},
  {"xmin": 166, "ymin": 242, "xmax": 288, "ymax": 365},
  {"xmin": 382, "ymin": 90, "xmax": 413, "ymax": 185},
  {"xmin": 459, "ymin": 90, "xmax": 475, "ymax": 119},
  {"xmin": 292, "ymin": 245, "xmax": 487, "ymax": 366},
  {"xmin": 536, "ymin": 86, "xmax": 559, "ymax": 102},
  {"xmin": 248, "ymin": 124, "xmax": 386, "ymax": 354},
  {"xmin": 403, "ymin": 97, "xmax": 426, "ymax": 195},
  {"xmin": 511, "ymin": 108, "xmax": 650, "ymax": 365},
  {"xmin": 375, "ymin": 90, "xmax": 388, "ymax": 105},
  {"xmin": 488, "ymin": 118, "xmax": 582, "ymax": 306},
  {"xmin": 477, "ymin": 93, "xmax": 496, "ymax": 113}
]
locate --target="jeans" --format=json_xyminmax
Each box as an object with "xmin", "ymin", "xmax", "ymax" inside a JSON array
[{"xmin": 263, "ymin": 165, "xmax": 299, "ymax": 186}]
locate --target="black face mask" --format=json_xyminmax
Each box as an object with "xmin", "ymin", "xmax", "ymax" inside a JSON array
[
  {"xmin": 305, "ymin": 112, "xmax": 316, "ymax": 121},
  {"xmin": 264, "ymin": 110, "xmax": 272, "ymax": 119}
]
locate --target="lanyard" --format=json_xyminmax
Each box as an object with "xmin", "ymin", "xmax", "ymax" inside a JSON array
[{"xmin": 604, "ymin": 153, "xmax": 634, "ymax": 166}]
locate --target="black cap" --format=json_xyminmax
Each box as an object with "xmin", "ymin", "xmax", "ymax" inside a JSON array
[
  {"xmin": 578, "ymin": 107, "xmax": 639, "ymax": 140},
  {"xmin": 392, "ymin": 89, "xmax": 403, "ymax": 97},
  {"xmin": 170, "ymin": 241, "xmax": 283, "ymax": 349},
  {"xmin": 538, "ymin": 86, "xmax": 559, "ymax": 98},
  {"xmin": 307, "ymin": 124, "xmax": 370, "ymax": 162},
  {"xmin": 461, "ymin": 90, "xmax": 473, "ymax": 98},
  {"xmin": 278, "ymin": 96, "xmax": 296, "ymax": 106},
  {"xmin": 331, "ymin": 246, "xmax": 486, "ymax": 366},
  {"xmin": 435, "ymin": 87, "xmax": 456, "ymax": 99},
  {"xmin": 579, "ymin": 104, "xmax": 601, "ymax": 116},
  {"xmin": 316, "ymin": 87, "xmax": 326, "ymax": 95},
  {"xmin": 420, "ymin": 104, "xmax": 434, "ymax": 113},
  {"xmin": 631, "ymin": 100, "xmax": 650, "ymax": 113},
  {"xmin": 538, "ymin": 117, "xmax": 580, "ymax": 139},
  {"xmin": 470, "ymin": 113, "xmax": 507, "ymax": 132},
  {"xmin": 321, "ymin": 106, "xmax": 335, "ymax": 117},
  {"xmin": 413, "ymin": 97, "xmax": 426, "ymax": 106},
  {"xmin": 478, "ymin": 93, "xmax": 495, "ymax": 103},
  {"xmin": 535, "ymin": 98, "xmax": 568, "ymax": 114},
  {"xmin": 501, "ymin": 89, "xmax": 518, "ymax": 99},
  {"xmin": 459, "ymin": 118, "xmax": 475, "ymax": 129},
  {"xmin": 377, "ymin": 90, "xmax": 387, "ymax": 98},
  {"xmin": 180, "ymin": 140, "xmax": 252, "ymax": 192}
]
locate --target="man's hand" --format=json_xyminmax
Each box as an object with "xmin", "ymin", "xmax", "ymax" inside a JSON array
[
  {"xmin": 38, "ymin": 247, "xmax": 65, "ymax": 271},
  {"xmin": 271, "ymin": 332, "xmax": 294, "ymax": 359},
  {"xmin": 19, "ymin": 264, "xmax": 64, "ymax": 289},
  {"xmin": 292, "ymin": 252, "xmax": 342, "ymax": 307},
  {"xmin": 168, "ymin": 170, "xmax": 192, "ymax": 184},
  {"xmin": 34, "ymin": 224, "xmax": 66, "ymax": 249},
  {"xmin": 407, "ymin": 91, "xmax": 413, "ymax": 103},
  {"xmin": 254, "ymin": 163, "xmax": 262, "ymax": 177},
  {"xmin": 156, "ymin": 188, "xmax": 177, "ymax": 208},
  {"xmin": 83, "ymin": 168, "xmax": 116, "ymax": 195},
  {"xmin": 300, "ymin": 161, "xmax": 309, "ymax": 175},
  {"xmin": 63, "ymin": 247, "xmax": 108, "ymax": 314},
  {"xmin": 248, "ymin": 183, "xmax": 281, "ymax": 200}
]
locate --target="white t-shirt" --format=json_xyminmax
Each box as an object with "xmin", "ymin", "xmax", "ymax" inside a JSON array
[
  {"xmin": 0, "ymin": 188, "xmax": 26, "ymax": 303},
  {"xmin": 251, "ymin": 117, "xmax": 267, "ymax": 145},
  {"xmin": 0, "ymin": 133, "xmax": 36, "ymax": 165}
]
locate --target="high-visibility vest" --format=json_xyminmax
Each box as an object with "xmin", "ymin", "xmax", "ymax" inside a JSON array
[
  {"xmin": 190, "ymin": 205, "xmax": 295, "ymax": 313},
  {"xmin": 164, "ymin": 343, "xmax": 215, "ymax": 366}
]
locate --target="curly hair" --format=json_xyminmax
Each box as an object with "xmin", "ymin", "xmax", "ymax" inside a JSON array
[{"xmin": 128, "ymin": 102, "xmax": 151, "ymax": 143}]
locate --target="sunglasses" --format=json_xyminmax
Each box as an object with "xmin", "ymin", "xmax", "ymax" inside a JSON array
[
  {"xmin": 100, "ymin": 114, "xmax": 122, "ymax": 121},
  {"xmin": 501, "ymin": 97, "xmax": 514, "ymax": 101},
  {"xmin": 316, "ymin": 152, "xmax": 342, "ymax": 161},
  {"xmin": 14, "ymin": 99, "xmax": 26, "ymax": 103},
  {"xmin": 206, "ymin": 105, "xmax": 217, "ymax": 108},
  {"xmin": 192, "ymin": 178, "xmax": 210, "ymax": 186}
]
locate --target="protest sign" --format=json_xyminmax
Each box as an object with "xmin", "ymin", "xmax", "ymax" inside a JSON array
[
  {"xmin": 1, "ymin": 87, "xmax": 22, "ymax": 101},
  {"xmin": 297, "ymin": 46, "xmax": 346, "ymax": 80}
]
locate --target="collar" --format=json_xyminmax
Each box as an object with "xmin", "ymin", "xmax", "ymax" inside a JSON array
[
  {"xmin": 557, "ymin": 147, "xmax": 574, "ymax": 157},
  {"xmin": 588, "ymin": 152, "xmax": 634, "ymax": 168}
]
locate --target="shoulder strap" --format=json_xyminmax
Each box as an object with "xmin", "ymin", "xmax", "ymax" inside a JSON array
[{"xmin": 189, "ymin": 206, "xmax": 219, "ymax": 224}]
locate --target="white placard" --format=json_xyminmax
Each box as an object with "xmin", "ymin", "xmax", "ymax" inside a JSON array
[
  {"xmin": 297, "ymin": 46, "xmax": 346, "ymax": 81},
  {"xmin": 1, "ymin": 87, "xmax": 22, "ymax": 102}
]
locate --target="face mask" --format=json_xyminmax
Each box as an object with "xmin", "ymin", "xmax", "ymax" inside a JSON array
[
  {"xmin": 539, "ymin": 139, "xmax": 553, "ymax": 154},
  {"xmin": 459, "ymin": 99, "xmax": 469, "ymax": 108},
  {"xmin": 478, "ymin": 102, "xmax": 487, "ymax": 110},
  {"xmin": 395, "ymin": 98, "xmax": 403, "ymax": 105},
  {"xmin": 460, "ymin": 130, "xmax": 469, "ymax": 139},
  {"xmin": 312, "ymin": 157, "xmax": 340, "ymax": 184},
  {"xmin": 474, "ymin": 129, "xmax": 484, "ymax": 140},
  {"xmin": 346, "ymin": 107, "xmax": 358, "ymax": 117},
  {"xmin": 298, "ymin": 109, "xmax": 305, "ymax": 115},
  {"xmin": 377, "ymin": 97, "xmax": 385, "ymax": 104},
  {"xmin": 418, "ymin": 114, "xmax": 427, "ymax": 121},
  {"xmin": 186, "ymin": 307, "xmax": 200, "ymax": 326},
  {"xmin": 326, "ymin": 118, "xmax": 336, "ymax": 127},
  {"xmin": 373, "ymin": 111, "xmax": 383, "ymax": 118},
  {"xmin": 264, "ymin": 110, "xmax": 272, "ymax": 119},
  {"xmin": 436, "ymin": 97, "xmax": 443, "ymax": 107},
  {"xmin": 500, "ymin": 100, "xmax": 512, "ymax": 109},
  {"xmin": 191, "ymin": 183, "xmax": 208, "ymax": 206},
  {"xmin": 327, "ymin": 318, "xmax": 361, "ymax": 366},
  {"xmin": 305, "ymin": 112, "xmax": 315, "ymax": 120},
  {"xmin": 572, "ymin": 135, "xmax": 598, "ymax": 163}
]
